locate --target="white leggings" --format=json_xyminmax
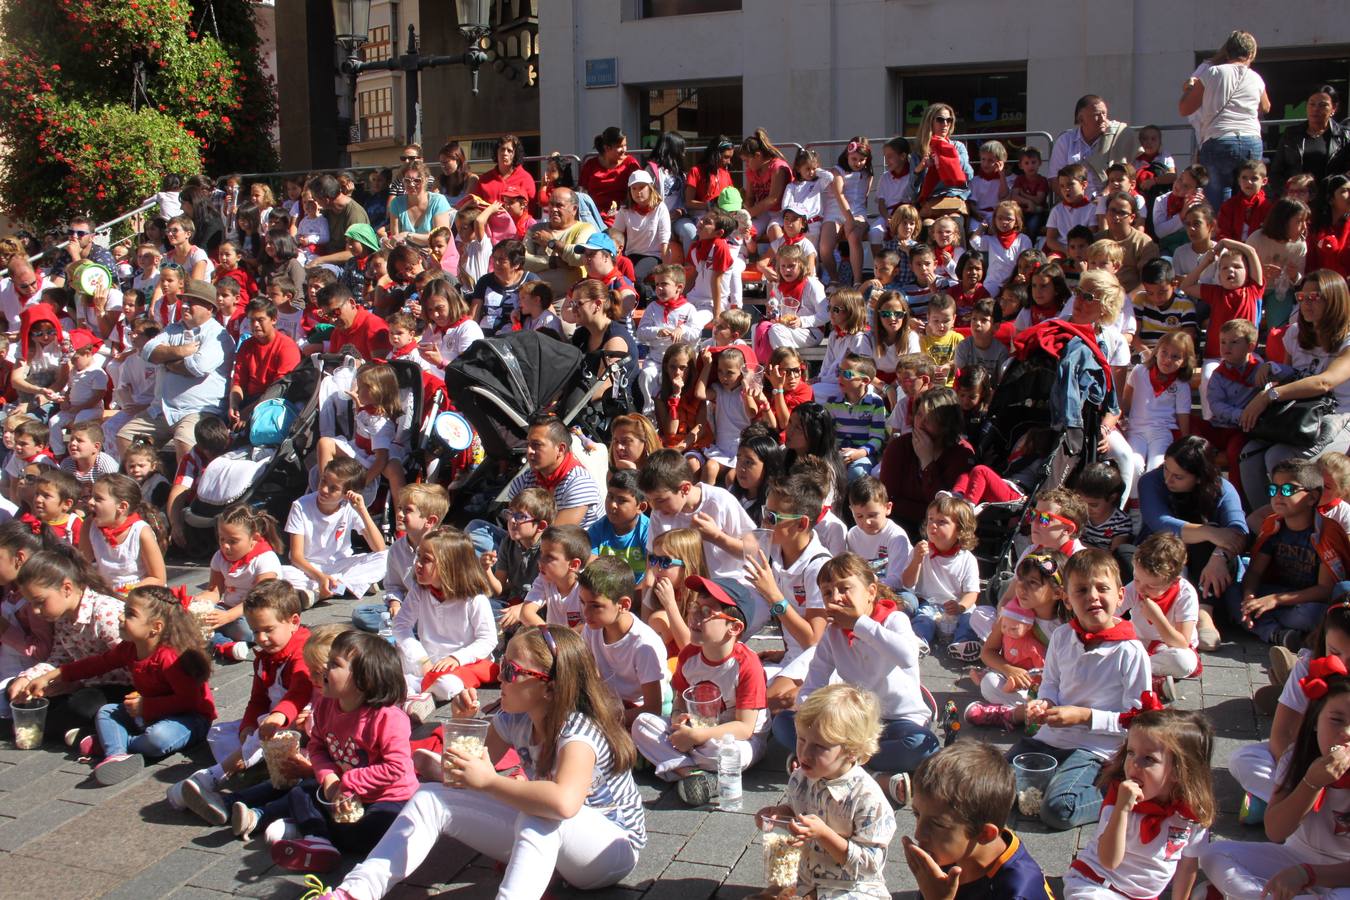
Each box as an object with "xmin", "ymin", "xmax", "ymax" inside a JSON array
[
  {"xmin": 1229, "ymin": 742, "xmax": 1285, "ymax": 803},
  {"xmin": 980, "ymin": 672, "xmax": 1030, "ymax": 706},
  {"xmin": 630, "ymin": 712, "xmax": 765, "ymax": 780},
  {"xmin": 1150, "ymin": 647, "xmax": 1199, "ymax": 678},
  {"xmin": 1199, "ymin": 840, "xmax": 1350, "ymax": 900},
  {"xmin": 338, "ymin": 783, "xmax": 639, "ymax": 900}
]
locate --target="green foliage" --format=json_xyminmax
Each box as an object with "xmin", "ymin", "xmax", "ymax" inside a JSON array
[{"xmin": 0, "ymin": 0, "xmax": 277, "ymax": 228}]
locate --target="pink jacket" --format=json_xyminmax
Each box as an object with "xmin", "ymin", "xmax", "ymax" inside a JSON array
[{"xmin": 306, "ymin": 696, "xmax": 418, "ymax": 803}]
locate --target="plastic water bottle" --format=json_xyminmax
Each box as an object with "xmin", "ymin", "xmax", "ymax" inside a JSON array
[
  {"xmin": 378, "ymin": 611, "xmax": 395, "ymax": 645},
  {"xmin": 717, "ymin": 736, "xmax": 742, "ymax": 811}
]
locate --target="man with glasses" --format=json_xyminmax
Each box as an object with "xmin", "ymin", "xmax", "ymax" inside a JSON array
[
  {"xmin": 0, "ymin": 259, "xmax": 48, "ymax": 330},
  {"xmin": 53, "ymin": 214, "xmax": 116, "ymax": 275},
  {"xmin": 1048, "ymin": 94, "xmax": 1135, "ymax": 198},
  {"xmin": 303, "ymin": 282, "xmax": 390, "ymax": 361},
  {"xmin": 306, "ymin": 174, "xmax": 370, "ymax": 265},
  {"xmin": 118, "ymin": 279, "xmax": 235, "ymax": 461},
  {"xmin": 524, "ymin": 188, "xmax": 596, "ymax": 293},
  {"xmin": 1096, "ymin": 191, "xmax": 1159, "ymax": 292}
]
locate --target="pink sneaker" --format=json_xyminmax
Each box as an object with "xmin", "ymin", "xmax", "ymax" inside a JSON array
[
  {"xmin": 962, "ymin": 701, "xmax": 1015, "ymax": 731},
  {"xmin": 271, "ymin": 836, "xmax": 341, "ymax": 873}
]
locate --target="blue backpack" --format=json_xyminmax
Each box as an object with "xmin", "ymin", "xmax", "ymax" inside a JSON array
[{"xmin": 249, "ymin": 398, "xmax": 298, "ymax": 447}]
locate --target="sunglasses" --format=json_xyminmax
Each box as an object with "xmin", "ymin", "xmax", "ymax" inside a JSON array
[
  {"xmin": 29, "ymin": 327, "xmax": 56, "ymax": 336},
  {"xmin": 400, "ymin": 155, "xmax": 420, "ymax": 162},
  {"xmin": 1296, "ymin": 291, "xmax": 1323, "ymax": 304},
  {"xmin": 1108, "ymin": 207, "xmax": 1133, "ymax": 217},
  {"xmin": 690, "ymin": 605, "xmax": 738, "ymax": 624},
  {"xmin": 1032, "ymin": 510, "xmax": 1078, "ymax": 533},
  {"xmin": 840, "ymin": 369, "xmax": 867, "ymax": 381},
  {"xmin": 829, "ymin": 305, "xmax": 849, "ymax": 314},
  {"xmin": 877, "ymin": 309, "xmax": 907, "ymax": 320},
  {"xmin": 66, "ymin": 229, "xmax": 90, "ymax": 238},
  {"xmin": 780, "ymin": 366, "xmax": 803, "ymax": 376},
  {"xmin": 160, "ymin": 262, "xmax": 186, "ymax": 273},
  {"xmin": 934, "ymin": 116, "xmax": 954, "ymax": 123},
  {"xmin": 1077, "ymin": 290, "xmax": 1102, "ymax": 304},
  {"xmin": 763, "ymin": 510, "xmax": 809, "ymax": 526},
  {"xmin": 1268, "ymin": 482, "xmax": 1312, "ymax": 498},
  {"xmin": 647, "ymin": 553, "xmax": 685, "ymax": 569},
  {"xmin": 499, "ymin": 659, "xmax": 551, "ymax": 684}
]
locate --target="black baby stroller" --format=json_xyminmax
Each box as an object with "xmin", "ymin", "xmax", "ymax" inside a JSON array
[
  {"xmin": 183, "ymin": 354, "xmax": 329, "ymax": 538},
  {"xmin": 972, "ymin": 319, "xmax": 1114, "ymax": 596},
  {"xmin": 443, "ymin": 331, "xmax": 629, "ymax": 517}
]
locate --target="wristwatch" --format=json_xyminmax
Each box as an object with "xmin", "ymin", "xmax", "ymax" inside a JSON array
[
  {"xmin": 769, "ymin": 599, "xmax": 788, "ymax": 618},
  {"xmin": 1265, "ymin": 383, "xmax": 1281, "ymax": 403}
]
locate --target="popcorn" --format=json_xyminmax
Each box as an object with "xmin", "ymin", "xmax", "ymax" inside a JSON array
[
  {"xmin": 1017, "ymin": 787, "xmax": 1044, "ymax": 817},
  {"xmin": 188, "ymin": 598, "xmax": 216, "ymax": 640},
  {"xmin": 687, "ymin": 715, "xmax": 719, "ymax": 729},
  {"xmin": 331, "ymin": 793, "xmax": 364, "ymax": 823},
  {"xmin": 13, "ymin": 724, "xmax": 42, "ymax": 750},
  {"xmin": 263, "ymin": 731, "xmax": 302, "ymax": 789},
  {"xmin": 441, "ymin": 735, "xmax": 487, "ymax": 785},
  {"xmin": 762, "ymin": 832, "xmax": 802, "ymax": 890}
]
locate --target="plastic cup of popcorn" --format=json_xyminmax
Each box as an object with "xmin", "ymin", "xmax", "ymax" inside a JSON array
[
  {"xmin": 759, "ymin": 815, "xmax": 803, "ymax": 893},
  {"xmin": 682, "ymin": 684, "xmax": 723, "ymax": 730},
  {"xmin": 188, "ymin": 598, "xmax": 217, "ymax": 641},
  {"xmin": 1012, "ymin": 752, "xmax": 1058, "ymax": 817},
  {"xmin": 441, "ymin": 717, "xmax": 491, "ymax": 786},
  {"xmin": 11, "ymin": 697, "xmax": 48, "ymax": 750},
  {"xmin": 262, "ymin": 730, "xmax": 303, "ymax": 789},
  {"xmin": 318, "ymin": 787, "xmax": 365, "ymax": 823}
]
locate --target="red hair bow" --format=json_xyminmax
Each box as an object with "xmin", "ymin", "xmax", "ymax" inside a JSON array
[
  {"xmin": 1300, "ymin": 656, "xmax": 1350, "ymax": 701},
  {"xmin": 1118, "ymin": 691, "xmax": 1164, "ymax": 728},
  {"xmin": 847, "ymin": 141, "xmax": 862, "ymax": 154},
  {"xmin": 171, "ymin": 584, "xmax": 193, "ymax": 612}
]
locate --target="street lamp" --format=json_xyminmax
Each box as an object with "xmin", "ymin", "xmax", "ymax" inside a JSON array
[{"xmin": 333, "ymin": 0, "xmax": 492, "ymax": 150}]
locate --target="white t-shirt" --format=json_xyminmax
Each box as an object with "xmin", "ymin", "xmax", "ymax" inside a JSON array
[
  {"xmin": 647, "ymin": 483, "xmax": 754, "ymax": 581},
  {"xmin": 210, "ymin": 548, "xmax": 282, "ymax": 608},
  {"xmin": 1073, "ymin": 797, "xmax": 1208, "ymax": 899},
  {"xmin": 1120, "ymin": 578, "xmax": 1199, "ymax": 650},
  {"xmin": 1284, "ymin": 323, "xmax": 1350, "ymax": 413},
  {"xmin": 67, "ymin": 365, "xmax": 109, "ymax": 409},
  {"xmin": 913, "ymin": 549, "xmax": 980, "ymax": 603},
  {"xmin": 782, "ymin": 170, "xmax": 835, "ymax": 222},
  {"xmin": 1047, "ymin": 201, "xmax": 1098, "ymax": 238},
  {"xmin": 846, "ymin": 521, "xmax": 914, "ymax": 590},
  {"xmin": 583, "ymin": 615, "xmax": 667, "ymax": 707},
  {"xmin": 873, "ymin": 169, "xmax": 915, "ymax": 219},
  {"xmin": 525, "ymin": 577, "xmax": 582, "ymax": 628},
  {"xmin": 1124, "ymin": 364, "xmax": 1192, "ymax": 433},
  {"xmin": 769, "ymin": 536, "xmax": 832, "ymax": 668},
  {"xmin": 814, "ymin": 510, "xmax": 848, "ymax": 556},
  {"xmin": 284, "ymin": 493, "xmax": 368, "ymax": 568},
  {"xmin": 1276, "ymin": 650, "xmax": 1314, "ymax": 715},
  {"xmin": 1275, "ymin": 754, "xmax": 1350, "ymax": 866},
  {"xmin": 1196, "ymin": 63, "xmax": 1267, "ymax": 143}
]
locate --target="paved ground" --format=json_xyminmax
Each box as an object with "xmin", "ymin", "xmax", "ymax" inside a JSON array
[{"xmin": 0, "ymin": 563, "xmax": 1277, "ymax": 900}]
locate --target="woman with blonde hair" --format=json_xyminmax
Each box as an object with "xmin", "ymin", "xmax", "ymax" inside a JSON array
[
  {"xmin": 911, "ymin": 104, "xmax": 973, "ymax": 220},
  {"xmin": 387, "ymin": 160, "xmax": 453, "ymax": 248}
]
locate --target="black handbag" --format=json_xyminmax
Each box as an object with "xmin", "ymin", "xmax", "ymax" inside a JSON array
[{"xmin": 1247, "ymin": 393, "xmax": 1338, "ymax": 448}]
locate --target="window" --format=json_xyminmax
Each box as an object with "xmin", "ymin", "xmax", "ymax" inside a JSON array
[
  {"xmin": 1243, "ymin": 50, "xmax": 1349, "ymax": 146},
  {"xmin": 896, "ymin": 67, "xmax": 1031, "ymax": 151},
  {"xmin": 358, "ymin": 87, "xmax": 394, "ymax": 141},
  {"xmin": 361, "ymin": 25, "xmax": 392, "ymax": 63},
  {"xmin": 640, "ymin": 0, "xmax": 740, "ymax": 16},
  {"xmin": 637, "ymin": 82, "xmax": 742, "ymax": 153}
]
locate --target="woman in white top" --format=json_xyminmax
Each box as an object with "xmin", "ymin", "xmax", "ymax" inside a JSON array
[
  {"xmin": 1178, "ymin": 30, "xmax": 1271, "ymax": 211},
  {"xmin": 1238, "ymin": 268, "xmax": 1350, "ymax": 504}
]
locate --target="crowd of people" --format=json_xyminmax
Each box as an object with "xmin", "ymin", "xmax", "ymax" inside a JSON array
[{"xmin": 0, "ymin": 25, "xmax": 1349, "ymax": 900}]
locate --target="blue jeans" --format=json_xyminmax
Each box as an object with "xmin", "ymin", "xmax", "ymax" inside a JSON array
[
  {"xmin": 1225, "ymin": 580, "xmax": 1350, "ymax": 643},
  {"xmin": 1008, "ymin": 737, "xmax": 1105, "ymax": 830},
  {"xmin": 209, "ymin": 606, "xmax": 253, "ymax": 648},
  {"xmin": 352, "ymin": 602, "xmax": 389, "ymax": 633},
  {"xmin": 773, "ymin": 709, "xmax": 940, "ymax": 774},
  {"xmin": 261, "ymin": 780, "xmax": 403, "ymax": 854},
  {"xmin": 846, "ymin": 459, "xmax": 873, "ymax": 483},
  {"xmin": 95, "ymin": 703, "xmax": 210, "ymax": 758},
  {"xmin": 900, "ymin": 591, "xmax": 977, "ymax": 646},
  {"xmin": 1197, "ymin": 134, "xmax": 1264, "ymax": 211}
]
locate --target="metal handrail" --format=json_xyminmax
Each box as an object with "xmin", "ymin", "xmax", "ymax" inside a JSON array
[
  {"xmin": 1140, "ymin": 117, "xmax": 1305, "ymax": 170},
  {"xmin": 1, "ymin": 200, "xmax": 157, "ymax": 279},
  {"xmin": 804, "ymin": 131, "xmax": 1056, "ymax": 157}
]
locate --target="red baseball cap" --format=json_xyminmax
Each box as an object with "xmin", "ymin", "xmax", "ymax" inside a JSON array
[{"xmin": 684, "ymin": 576, "xmax": 750, "ymax": 626}]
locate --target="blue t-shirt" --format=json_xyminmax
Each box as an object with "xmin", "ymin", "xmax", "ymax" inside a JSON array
[
  {"xmin": 588, "ymin": 514, "xmax": 650, "ymax": 582},
  {"xmin": 1263, "ymin": 522, "xmax": 1321, "ymax": 591},
  {"xmin": 954, "ymin": 831, "xmax": 1053, "ymax": 900}
]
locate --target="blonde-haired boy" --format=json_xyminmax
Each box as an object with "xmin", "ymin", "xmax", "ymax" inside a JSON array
[{"xmin": 352, "ymin": 483, "xmax": 449, "ymax": 632}]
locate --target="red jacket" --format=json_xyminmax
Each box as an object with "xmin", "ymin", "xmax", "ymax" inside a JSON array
[
  {"xmin": 62, "ymin": 642, "xmax": 216, "ymax": 722},
  {"xmin": 241, "ymin": 625, "xmax": 313, "ymax": 733}
]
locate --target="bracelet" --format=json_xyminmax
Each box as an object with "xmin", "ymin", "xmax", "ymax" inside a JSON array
[
  {"xmin": 1302, "ymin": 863, "xmax": 1317, "ymax": 887},
  {"xmin": 772, "ymin": 388, "xmax": 786, "ymax": 395},
  {"xmin": 1302, "ymin": 775, "xmax": 1327, "ymax": 792}
]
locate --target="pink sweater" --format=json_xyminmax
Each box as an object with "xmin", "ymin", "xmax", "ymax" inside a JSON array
[{"xmin": 306, "ymin": 696, "xmax": 418, "ymax": 804}]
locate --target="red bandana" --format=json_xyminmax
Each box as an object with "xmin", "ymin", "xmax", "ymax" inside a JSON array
[
  {"xmin": 534, "ymin": 450, "xmax": 583, "ymax": 495},
  {"xmin": 657, "ymin": 294, "xmax": 687, "ymax": 312},
  {"xmin": 1118, "ymin": 690, "xmax": 1165, "ymax": 729},
  {"xmin": 1104, "ymin": 780, "xmax": 1196, "ymax": 843},
  {"xmin": 845, "ymin": 597, "xmax": 897, "ymax": 646},
  {"xmin": 783, "ymin": 233, "xmax": 806, "ymax": 246},
  {"xmin": 449, "ymin": 315, "xmax": 472, "ymax": 329},
  {"xmin": 389, "ymin": 342, "xmax": 417, "ymax": 359},
  {"xmin": 1063, "ymin": 195, "xmax": 1091, "ymax": 209},
  {"xmin": 996, "ymin": 229, "xmax": 1021, "ymax": 250},
  {"xmin": 1029, "ymin": 303, "xmax": 1058, "ymax": 325},
  {"xmin": 98, "ymin": 513, "xmax": 142, "ymax": 547},
  {"xmin": 930, "ymin": 541, "xmax": 961, "ymax": 558},
  {"xmin": 1231, "ymin": 189, "xmax": 1267, "ymax": 233},
  {"xmin": 1070, "ymin": 617, "xmax": 1137, "ymax": 650},
  {"xmin": 228, "ymin": 539, "xmax": 274, "ymax": 574},
  {"xmin": 1216, "ymin": 354, "xmax": 1259, "ymax": 385},
  {"xmin": 1320, "ymin": 498, "xmax": 1344, "ymax": 516},
  {"xmin": 1145, "ymin": 581, "xmax": 1182, "ymax": 618},
  {"xmin": 1148, "ymin": 366, "xmax": 1177, "ymax": 397}
]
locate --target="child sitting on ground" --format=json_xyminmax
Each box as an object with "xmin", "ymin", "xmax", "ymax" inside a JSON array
[
  {"xmin": 900, "ymin": 493, "xmax": 982, "ymax": 661},
  {"xmin": 588, "ymin": 470, "xmax": 650, "ymax": 583},
  {"xmin": 902, "ymin": 741, "xmax": 1052, "ymax": 900},
  {"xmin": 279, "ymin": 458, "xmax": 387, "ymax": 608},
  {"xmin": 579, "ymin": 556, "xmax": 667, "ymax": 725},
  {"xmin": 167, "ymin": 415, "xmax": 231, "ymax": 550},
  {"xmin": 485, "ymin": 487, "xmax": 554, "ymax": 627},
  {"xmin": 353, "ymin": 483, "xmax": 449, "ymax": 633},
  {"xmin": 638, "ymin": 449, "xmax": 755, "ymax": 585},
  {"xmin": 1122, "ymin": 532, "xmax": 1200, "ymax": 701},
  {"xmin": 756, "ymin": 684, "xmax": 897, "ymax": 900},
  {"xmin": 520, "ymin": 524, "xmax": 590, "ymax": 629},
  {"xmin": 846, "ymin": 475, "xmax": 914, "ymax": 590},
  {"xmin": 630, "ymin": 576, "xmax": 768, "ymax": 807}
]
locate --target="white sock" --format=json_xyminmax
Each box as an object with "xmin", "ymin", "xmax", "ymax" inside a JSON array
[
  {"xmin": 204, "ymin": 764, "xmax": 226, "ymax": 786},
  {"xmin": 264, "ymin": 817, "xmax": 300, "ymax": 845}
]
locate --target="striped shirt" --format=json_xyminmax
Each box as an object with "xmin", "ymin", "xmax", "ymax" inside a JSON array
[
  {"xmin": 508, "ymin": 465, "xmax": 603, "ymax": 528},
  {"xmin": 1134, "ymin": 295, "xmax": 1199, "ymax": 348},
  {"xmin": 1081, "ymin": 509, "xmax": 1133, "ymax": 549},
  {"xmin": 493, "ymin": 711, "xmax": 647, "ymax": 849},
  {"xmin": 825, "ymin": 393, "xmax": 888, "ymax": 459}
]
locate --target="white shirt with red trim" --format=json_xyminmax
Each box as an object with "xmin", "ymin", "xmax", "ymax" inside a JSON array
[
  {"xmin": 847, "ymin": 521, "xmax": 914, "ymax": 590},
  {"xmin": 210, "ymin": 547, "xmax": 282, "ymax": 609},
  {"xmin": 1073, "ymin": 800, "xmax": 1207, "ymax": 899},
  {"xmin": 768, "ymin": 276, "xmax": 827, "ymax": 330},
  {"xmin": 800, "ymin": 608, "xmax": 928, "ymax": 724},
  {"xmin": 913, "ymin": 549, "xmax": 980, "ymax": 603},
  {"xmin": 583, "ymin": 615, "xmax": 668, "ymax": 707},
  {"xmin": 1125, "ymin": 365, "xmax": 1191, "ymax": 434},
  {"xmin": 687, "ymin": 238, "xmax": 735, "ymax": 313},
  {"xmin": 525, "ymin": 577, "xmax": 583, "ymax": 629},
  {"xmin": 672, "ymin": 642, "xmax": 768, "ymax": 736},
  {"xmin": 284, "ymin": 493, "xmax": 368, "ymax": 569},
  {"xmin": 768, "ymin": 535, "xmax": 831, "ymax": 670},
  {"xmin": 353, "ymin": 409, "xmax": 397, "ymax": 458},
  {"xmin": 173, "ymin": 448, "xmax": 209, "ymax": 490},
  {"xmin": 1120, "ymin": 578, "xmax": 1199, "ymax": 650}
]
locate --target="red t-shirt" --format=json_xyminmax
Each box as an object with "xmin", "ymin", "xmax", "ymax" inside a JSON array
[
  {"xmin": 327, "ymin": 307, "xmax": 392, "ymax": 360},
  {"xmin": 1199, "ymin": 282, "xmax": 1263, "ymax": 357},
  {"xmin": 61, "ymin": 642, "xmax": 216, "ymax": 722},
  {"xmin": 580, "ymin": 156, "xmax": 642, "ymax": 225},
  {"xmin": 231, "ymin": 332, "xmax": 301, "ymax": 399},
  {"xmin": 474, "ymin": 166, "xmax": 539, "ymax": 211},
  {"xmin": 686, "ymin": 166, "xmax": 734, "ymax": 205},
  {"xmin": 1310, "ymin": 218, "xmax": 1350, "ymax": 279}
]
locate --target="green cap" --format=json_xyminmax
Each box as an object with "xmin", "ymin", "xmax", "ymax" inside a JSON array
[
  {"xmin": 714, "ymin": 186, "xmax": 743, "ymax": 213},
  {"xmin": 344, "ymin": 223, "xmax": 380, "ymax": 253}
]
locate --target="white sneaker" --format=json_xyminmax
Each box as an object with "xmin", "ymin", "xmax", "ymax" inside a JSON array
[
  {"xmin": 181, "ymin": 777, "xmax": 228, "ymax": 825},
  {"xmin": 229, "ymin": 642, "xmax": 252, "ymax": 662},
  {"xmin": 404, "ymin": 691, "xmax": 435, "ymax": 724},
  {"xmin": 166, "ymin": 780, "xmax": 187, "ymax": 811},
  {"xmin": 298, "ymin": 590, "xmax": 316, "ymax": 610},
  {"xmin": 413, "ymin": 747, "xmax": 443, "ymax": 782},
  {"xmin": 231, "ymin": 802, "xmax": 260, "ymax": 841}
]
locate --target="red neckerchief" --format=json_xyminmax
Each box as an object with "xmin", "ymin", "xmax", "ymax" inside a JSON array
[
  {"xmin": 631, "ymin": 200, "xmax": 655, "ymax": 215},
  {"xmin": 657, "ymin": 294, "xmax": 687, "ymax": 312},
  {"xmin": 889, "ymin": 160, "xmax": 911, "ymax": 179},
  {"xmin": 1029, "ymin": 302, "xmax": 1058, "ymax": 325},
  {"xmin": 1147, "ymin": 366, "xmax": 1177, "ymax": 397},
  {"xmin": 1216, "ymin": 354, "xmax": 1259, "ymax": 384},
  {"xmin": 1319, "ymin": 498, "xmax": 1344, "ymax": 516},
  {"xmin": 449, "ymin": 315, "xmax": 472, "ymax": 329},
  {"xmin": 1063, "ymin": 195, "xmax": 1091, "ymax": 209},
  {"xmin": 427, "ymin": 584, "xmax": 446, "ymax": 601},
  {"xmin": 1104, "ymin": 781, "xmax": 1196, "ymax": 843},
  {"xmin": 930, "ymin": 541, "xmax": 961, "ymax": 558},
  {"xmin": 534, "ymin": 451, "xmax": 583, "ymax": 494},
  {"xmin": 1231, "ymin": 189, "xmax": 1267, "ymax": 231},
  {"xmin": 1035, "ymin": 538, "xmax": 1078, "ymax": 557},
  {"xmin": 98, "ymin": 513, "xmax": 142, "ymax": 546},
  {"xmin": 996, "ymin": 229, "xmax": 1020, "ymax": 250},
  {"xmin": 228, "ymin": 539, "xmax": 274, "ymax": 574},
  {"xmin": 844, "ymin": 597, "xmax": 897, "ymax": 646},
  {"xmin": 21, "ymin": 448, "xmax": 55, "ymax": 466},
  {"xmin": 1070, "ymin": 617, "xmax": 1137, "ymax": 650},
  {"xmin": 158, "ymin": 296, "xmax": 184, "ymax": 326},
  {"xmin": 389, "ymin": 342, "xmax": 417, "ymax": 359},
  {"xmin": 783, "ymin": 233, "xmax": 806, "ymax": 246},
  {"xmin": 1145, "ymin": 580, "xmax": 1182, "ymax": 618},
  {"xmin": 18, "ymin": 512, "xmax": 41, "ymax": 535}
]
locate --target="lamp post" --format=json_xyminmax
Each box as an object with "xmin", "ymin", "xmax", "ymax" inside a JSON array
[{"xmin": 333, "ymin": 0, "xmax": 492, "ymax": 152}]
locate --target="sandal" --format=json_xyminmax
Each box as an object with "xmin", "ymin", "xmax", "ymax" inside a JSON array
[{"xmin": 886, "ymin": 771, "xmax": 911, "ymax": 808}]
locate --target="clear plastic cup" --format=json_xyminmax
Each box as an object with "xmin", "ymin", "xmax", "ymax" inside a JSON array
[
  {"xmin": 1012, "ymin": 752, "xmax": 1058, "ymax": 817},
  {"xmin": 682, "ymin": 684, "xmax": 723, "ymax": 730},
  {"xmin": 441, "ymin": 717, "xmax": 490, "ymax": 786},
  {"xmin": 11, "ymin": 697, "xmax": 48, "ymax": 750},
  {"xmin": 760, "ymin": 815, "xmax": 803, "ymax": 892},
  {"xmin": 262, "ymin": 730, "xmax": 302, "ymax": 789},
  {"xmin": 187, "ymin": 597, "xmax": 216, "ymax": 640},
  {"xmin": 744, "ymin": 528, "xmax": 775, "ymax": 559},
  {"xmin": 317, "ymin": 787, "xmax": 365, "ymax": 823}
]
